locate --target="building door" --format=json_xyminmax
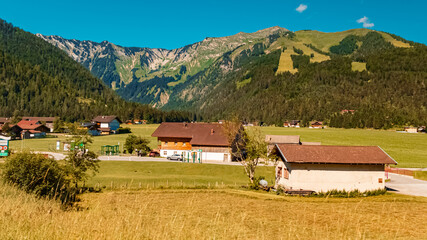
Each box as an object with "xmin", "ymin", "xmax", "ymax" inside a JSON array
[{"xmin": 223, "ymin": 154, "xmax": 228, "ymax": 162}]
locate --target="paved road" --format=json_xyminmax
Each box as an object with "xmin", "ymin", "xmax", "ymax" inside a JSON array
[
  {"xmin": 38, "ymin": 152, "xmax": 242, "ymax": 165},
  {"xmin": 386, "ymin": 173, "xmax": 427, "ymax": 197}
]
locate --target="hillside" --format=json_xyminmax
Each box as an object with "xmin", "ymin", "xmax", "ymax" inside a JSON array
[
  {"xmin": 0, "ymin": 19, "xmax": 192, "ymax": 122},
  {"xmin": 38, "ymin": 26, "xmax": 427, "ymax": 127}
]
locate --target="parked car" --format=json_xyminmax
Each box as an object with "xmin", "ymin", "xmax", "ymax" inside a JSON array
[
  {"xmin": 167, "ymin": 154, "xmax": 182, "ymax": 161},
  {"xmin": 149, "ymin": 150, "xmax": 160, "ymax": 157}
]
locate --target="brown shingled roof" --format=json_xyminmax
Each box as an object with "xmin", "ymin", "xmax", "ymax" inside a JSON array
[
  {"xmin": 152, "ymin": 122, "xmax": 229, "ymax": 147},
  {"xmin": 275, "ymin": 144, "xmax": 397, "ymax": 165},
  {"xmin": 0, "ymin": 118, "xmax": 11, "ymax": 124},
  {"xmin": 92, "ymin": 116, "xmax": 122, "ymax": 123}
]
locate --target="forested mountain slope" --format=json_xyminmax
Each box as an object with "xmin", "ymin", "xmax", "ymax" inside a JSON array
[{"xmin": 0, "ymin": 19, "xmax": 192, "ymax": 122}]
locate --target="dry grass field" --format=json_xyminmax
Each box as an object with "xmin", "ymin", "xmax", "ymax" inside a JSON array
[{"xmin": 1, "ymin": 181, "xmax": 426, "ymax": 240}]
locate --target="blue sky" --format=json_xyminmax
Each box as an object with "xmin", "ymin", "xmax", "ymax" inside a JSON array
[{"xmin": 1, "ymin": 0, "xmax": 425, "ymax": 49}]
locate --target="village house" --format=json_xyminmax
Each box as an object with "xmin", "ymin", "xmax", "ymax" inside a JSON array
[
  {"xmin": 265, "ymin": 135, "xmax": 321, "ymax": 155},
  {"xmin": 151, "ymin": 122, "xmax": 232, "ymax": 162},
  {"xmin": 265, "ymin": 135, "xmax": 300, "ymax": 155},
  {"xmin": 0, "ymin": 124, "xmax": 22, "ymax": 139},
  {"xmin": 274, "ymin": 145, "xmax": 397, "ymax": 192},
  {"xmin": 22, "ymin": 117, "xmax": 56, "ymax": 132},
  {"xmin": 92, "ymin": 116, "xmax": 122, "ymax": 135},
  {"xmin": 0, "ymin": 117, "xmax": 11, "ymax": 125},
  {"xmin": 80, "ymin": 122, "xmax": 101, "ymax": 136},
  {"xmin": 310, "ymin": 121, "xmax": 323, "ymax": 129},
  {"xmin": 289, "ymin": 120, "xmax": 300, "ymax": 128},
  {"xmin": 404, "ymin": 127, "xmax": 418, "ymax": 133},
  {"xmin": 16, "ymin": 120, "xmax": 50, "ymax": 139}
]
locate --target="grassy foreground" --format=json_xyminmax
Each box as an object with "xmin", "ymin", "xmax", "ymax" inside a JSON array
[
  {"xmin": 9, "ymin": 124, "xmax": 427, "ymax": 168},
  {"xmin": 1, "ymin": 181, "xmax": 426, "ymax": 239}
]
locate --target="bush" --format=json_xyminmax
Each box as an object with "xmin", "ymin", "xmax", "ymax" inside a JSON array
[
  {"xmin": 2, "ymin": 152, "xmax": 77, "ymax": 205},
  {"xmin": 117, "ymin": 127, "xmax": 131, "ymax": 134},
  {"xmin": 249, "ymin": 176, "xmax": 266, "ymax": 190},
  {"xmin": 313, "ymin": 188, "xmax": 387, "ymax": 198}
]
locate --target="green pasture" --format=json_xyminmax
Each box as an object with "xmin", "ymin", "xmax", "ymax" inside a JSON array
[{"xmin": 87, "ymin": 161, "xmax": 275, "ymax": 189}]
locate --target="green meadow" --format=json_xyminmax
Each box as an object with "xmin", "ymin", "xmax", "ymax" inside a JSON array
[
  {"xmin": 9, "ymin": 125, "xmax": 427, "ymax": 168},
  {"xmin": 87, "ymin": 161, "xmax": 275, "ymax": 189}
]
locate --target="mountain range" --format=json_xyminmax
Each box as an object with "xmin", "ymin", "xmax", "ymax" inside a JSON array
[
  {"xmin": 2, "ymin": 17, "xmax": 426, "ymax": 127},
  {"xmin": 37, "ymin": 27, "xmax": 420, "ymax": 104}
]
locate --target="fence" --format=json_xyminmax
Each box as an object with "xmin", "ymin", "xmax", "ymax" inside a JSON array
[{"xmin": 385, "ymin": 167, "xmax": 414, "ymax": 177}]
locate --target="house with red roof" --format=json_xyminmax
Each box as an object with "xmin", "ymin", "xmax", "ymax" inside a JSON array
[
  {"xmin": 273, "ymin": 144, "xmax": 397, "ymax": 192},
  {"xmin": 151, "ymin": 122, "xmax": 231, "ymax": 162},
  {"xmin": 16, "ymin": 120, "xmax": 50, "ymax": 139},
  {"xmin": 22, "ymin": 117, "xmax": 57, "ymax": 132}
]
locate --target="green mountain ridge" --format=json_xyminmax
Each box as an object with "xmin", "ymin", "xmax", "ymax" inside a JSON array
[{"xmin": 0, "ymin": 19, "xmax": 193, "ymax": 122}]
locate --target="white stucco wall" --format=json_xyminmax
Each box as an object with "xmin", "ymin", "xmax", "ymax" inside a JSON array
[
  {"xmin": 159, "ymin": 149, "xmax": 230, "ymax": 162},
  {"xmin": 276, "ymin": 161, "xmax": 386, "ymax": 192}
]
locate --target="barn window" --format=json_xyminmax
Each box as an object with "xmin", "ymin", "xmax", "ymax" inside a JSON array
[
  {"xmin": 174, "ymin": 151, "xmax": 177, "ymax": 154},
  {"xmin": 183, "ymin": 142, "xmax": 186, "ymax": 146},
  {"xmin": 378, "ymin": 178, "xmax": 383, "ymax": 183},
  {"xmin": 164, "ymin": 142, "xmax": 168, "ymax": 146},
  {"xmin": 163, "ymin": 151, "xmax": 167, "ymax": 155},
  {"xmin": 174, "ymin": 142, "xmax": 178, "ymax": 146}
]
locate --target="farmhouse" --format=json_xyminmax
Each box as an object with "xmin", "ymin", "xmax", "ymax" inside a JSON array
[
  {"xmin": 274, "ymin": 145, "xmax": 397, "ymax": 192},
  {"xmin": 16, "ymin": 120, "xmax": 50, "ymax": 139},
  {"xmin": 22, "ymin": 117, "xmax": 56, "ymax": 132},
  {"xmin": 289, "ymin": 120, "xmax": 300, "ymax": 128},
  {"xmin": 92, "ymin": 116, "xmax": 122, "ymax": 135},
  {"xmin": 310, "ymin": 121, "xmax": 323, "ymax": 129},
  {"xmin": 152, "ymin": 122, "xmax": 231, "ymax": 162}
]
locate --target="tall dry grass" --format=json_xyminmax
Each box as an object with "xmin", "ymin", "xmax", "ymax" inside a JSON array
[{"xmin": 1, "ymin": 182, "xmax": 426, "ymax": 240}]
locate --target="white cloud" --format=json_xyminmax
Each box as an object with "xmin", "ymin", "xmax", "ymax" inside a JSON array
[
  {"xmin": 357, "ymin": 16, "xmax": 374, "ymax": 28},
  {"xmin": 296, "ymin": 4, "xmax": 307, "ymax": 13}
]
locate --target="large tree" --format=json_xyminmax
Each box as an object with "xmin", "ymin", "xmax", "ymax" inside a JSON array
[{"xmin": 223, "ymin": 120, "xmax": 268, "ymax": 184}]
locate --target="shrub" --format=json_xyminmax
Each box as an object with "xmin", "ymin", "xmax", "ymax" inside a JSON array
[
  {"xmin": 117, "ymin": 127, "xmax": 131, "ymax": 134},
  {"xmin": 2, "ymin": 152, "xmax": 77, "ymax": 205},
  {"xmin": 313, "ymin": 188, "xmax": 387, "ymax": 198},
  {"xmin": 249, "ymin": 176, "xmax": 266, "ymax": 190}
]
